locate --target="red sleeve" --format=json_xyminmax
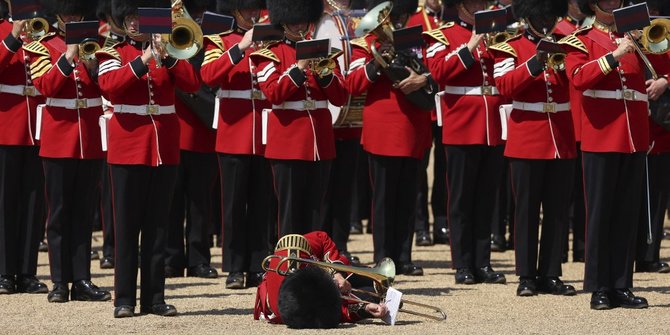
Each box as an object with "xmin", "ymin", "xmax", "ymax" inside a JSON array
[
  {"xmin": 253, "ymin": 55, "xmax": 302, "ymax": 105},
  {"xmin": 27, "ymin": 47, "xmax": 70, "ymax": 97},
  {"xmin": 425, "ymin": 39, "xmax": 476, "ymax": 86},
  {"xmin": 200, "ymin": 38, "xmax": 238, "ymax": 86},
  {"xmin": 168, "ymin": 59, "xmax": 200, "ymax": 93},
  {"xmin": 493, "ymin": 50, "xmax": 543, "ymax": 97},
  {"xmin": 564, "ymin": 37, "xmax": 617, "ymax": 91},
  {"xmin": 304, "ymin": 231, "xmax": 350, "ymax": 265},
  {"xmin": 97, "ymin": 53, "xmax": 144, "ymax": 96},
  {"xmin": 343, "ymin": 45, "xmax": 378, "ymax": 96},
  {"xmin": 0, "ymin": 32, "xmax": 22, "ymax": 74}
]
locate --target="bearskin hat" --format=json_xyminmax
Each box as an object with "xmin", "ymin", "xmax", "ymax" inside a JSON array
[
  {"xmin": 184, "ymin": 0, "xmax": 215, "ymax": 13},
  {"xmin": 367, "ymin": 0, "xmax": 418, "ymax": 15},
  {"xmin": 513, "ymin": 0, "xmax": 568, "ymax": 19},
  {"xmin": 0, "ymin": 1, "xmax": 8, "ymax": 19},
  {"xmin": 96, "ymin": 0, "xmax": 110, "ymax": 21},
  {"xmin": 578, "ymin": 0, "xmax": 623, "ymax": 16},
  {"xmin": 443, "ymin": 0, "xmax": 463, "ymax": 8},
  {"xmin": 216, "ymin": 0, "xmax": 265, "ymax": 14},
  {"xmin": 277, "ymin": 267, "xmax": 342, "ymax": 329},
  {"xmin": 42, "ymin": 0, "xmax": 97, "ymax": 17},
  {"xmin": 267, "ymin": 0, "xmax": 323, "ymax": 25},
  {"xmin": 111, "ymin": 0, "xmax": 170, "ymax": 30}
]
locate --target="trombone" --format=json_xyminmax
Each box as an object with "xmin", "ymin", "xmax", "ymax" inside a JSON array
[
  {"xmin": 262, "ymin": 255, "xmax": 447, "ymax": 322},
  {"xmin": 79, "ymin": 38, "xmax": 101, "ymax": 61},
  {"xmin": 153, "ymin": 0, "xmax": 204, "ymax": 67}
]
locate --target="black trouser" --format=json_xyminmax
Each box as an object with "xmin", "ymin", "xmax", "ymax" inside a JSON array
[
  {"xmin": 110, "ymin": 164, "xmax": 176, "ymax": 308},
  {"xmin": 564, "ymin": 145, "xmax": 585, "ymax": 258},
  {"xmin": 510, "ymin": 158, "xmax": 574, "ymax": 278},
  {"xmin": 43, "ymin": 158, "xmax": 102, "ymax": 284},
  {"xmin": 491, "ymin": 159, "xmax": 514, "ymax": 240},
  {"xmin": 0, "ymin": 146, "xmax": 45, "ymax": 277},
  {"xmin": 101, "ymin": 162, "xmax": 114, "ymax": 259},
  {"xmin": 368, "ymin": 153, "xmax": 419, "ymax": 265},
  {"xmin": 270, "ymin": 159, "xmax": 332, "ymax": 237},
  {"xmin": 636, "ymin": 153, "xmax": 670, "ymax": 264},
  {"xmin": 219, "ymin": 153, "xmax": 274, "ymax": 273},
  {"xmin": 351, "ymin": 145, "xmax": 371, "ymax": 223},
  {"xmin": 582, "ymin": 152, "xmax": 644, "ymax": 292},
  {"xmin": 326, "ymin": 139, "xmax": 359, "ymax": 252},
  {"xmin": 445, "ymin": 145, "xmax": 504, "ymax": 269},
  {"xmin": 415, "ymin": 122, "xmax": 448, "ymax": 234},
  {"xmin": 166, "ymin": 151, "xmax": 218, "ymax": 271}
]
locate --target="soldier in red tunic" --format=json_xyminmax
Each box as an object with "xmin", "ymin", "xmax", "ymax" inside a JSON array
[
  {"xmin": 200, "ymin": 0, "xmax": 275, "ymax": 289},
  {"xmin": 565, "ymin": 0, "xmax": 670, "ymax": 310},
  {"xmin": 251, "ymin": 0, "xmax": 348, "ymax": 237},
  {"xmin": 254, "ymin": 232, "xmax": 388, "ymax": 328},
  {"xmin": 423, "ymin": 0, "xmax": 506, "ymax": 284},
  {"xmin": 491, "ymin": 0, "xmax": 577, "ymax": 297},
  {"xmin": 96, "ymin": 0, "xmax": 200, "ymax": 317},
  {"xmin": 24, "ymin": 0, "xmax": 110, "ymax": 303},
  {"xmin": 0, "ymin": 1, "xmax": 48, "ymax": 295}
]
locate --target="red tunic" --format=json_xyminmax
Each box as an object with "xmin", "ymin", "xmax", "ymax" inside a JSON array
[
  {"xmin": 96, "ymin": 40, "xmax": 200, "ymax": 166},
  {"xmin": 25, "ymin": 33, "xmax": 104, "ymax": 159},
  {"xmin": 175, "ymin": 97, "xmax": 216, "ymax": 153},
  {"xmin": 253, "ymin": 231, "xmax": 361, "ymax": 324},
  {"xmin": 555, "ymin": 16, "xmax": 584, "ymax": 142},
  {"xmin": 251, "ymin": 39, "xmax": 347, "ymax": 161},
  {"xmin": 345, "ymin": 35, "xmax": 432, "ymax": 159},
  {"xmin": 200, "ymin": 31, "xmax": 270, "ymax": 155},
  {"xmin": 0, "ymin": 20, "xmax": 44, "ymax": 146},
  {"xmin": 423, "ymin": 21, "xmax": 505, "ymax": 146},
  {"xmin": 564, "ymin": 25, "xmax": 670, "ymax": 153},
  {"xmin": 492, "ymin": 34, "xmax": 576, "ymax": 159}
]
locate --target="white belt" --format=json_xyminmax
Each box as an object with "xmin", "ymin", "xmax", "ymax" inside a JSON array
[
  {"xmin": 512, "ymin": 101, "xmax": 570, "ymax": 113},
  {"xmin": 114, "ymin": 104, "xmax": 176, "ymax": 115},
  {"xmin": 46, "ymin": 97, "xmax": 103, "ymax": 109},
  {"xmin": 272, "ymin": 100, "xmax": 328, "ymax": 111},
  {"xmin": 0, "ymin": 84, "xmax": 41, "ymax": 97},
  {"xmin": 443, "ymin": 85, "xmax": 500, "ymax": 96},
  {"xmin": 583, "ymin": 89, "xmax": 648, "ymax": 102},
  {"xmin": 98, "ymin": 114, "xmax": 112, "ymax": 151},
  {"xmin": 216, "ymin": 89, "xmax": 266, "ymax": 100}
]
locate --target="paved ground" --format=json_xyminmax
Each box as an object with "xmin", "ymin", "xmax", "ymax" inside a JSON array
[{"xmin": 2, "ymin": 227, "xmax": 670, "ymax": 335}]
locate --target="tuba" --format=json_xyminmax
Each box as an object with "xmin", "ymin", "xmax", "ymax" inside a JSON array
[
  {"xmin": 155, "ymin": 0, "xmax": 204, "ymax": 66},
  {"xmin": 355, "ymin": 1, "xmax": 438, "ymax": 111},
  {"xmin": 262, "ymin": 255, "xmax": 447, "ymax": 321}
]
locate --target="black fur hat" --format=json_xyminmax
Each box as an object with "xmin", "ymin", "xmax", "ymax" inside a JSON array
[
  {"xmin": 267, "ymin": 0, "xmax": 323, "ymax": 25},
  {"xmin": 96, "ymin": 0, "xmax": 110, "ymax": 20},
  {"xmin": 443, "ymin": 0, "xmax": 463, "ymax": 8},
  {"xmin": 578, "ymin": 0, "xmax": 623, "ymax": 16},
  {"xmin": 43, "ymin": 0, "xmax": 97, "ymax": 17},
  {"xmin": 184, "ymin": 0, "xmax": 215, "ymax": 13},
  {"xmin": 216, "ymin": 0, "xmax": 265, "ymax": 14},
  {"xmin": 277, "ymin": 267, "xmax": 342, "ymax": 329},
  {"xmin": 513, "ymin": 0, "xmax": 568, "ymax": 19},
  {"xmin": 0, "ymin": 1, "xmax": 8, "ymax": 19},
  {"xmin": 111, "ymin": 0, "xmax": 169, "ymax": 29},
  {"xmin": 367, "ymin": 0, "xmax": 419, "ymax": 17}
]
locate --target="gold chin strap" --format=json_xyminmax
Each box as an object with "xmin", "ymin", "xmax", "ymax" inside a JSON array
[{"xmin": 274, "ymin": 234, "xmax": 312, "ymax": 255}]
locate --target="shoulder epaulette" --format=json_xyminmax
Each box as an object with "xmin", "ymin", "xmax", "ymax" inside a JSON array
[
  {"xmin": 422, "ymin": 29, "xmax": 449, "ymax": 46},
  {"xmin": 558, "ymin": 33, "xmax": 588, "ymax": 54},
  {"xmin": 23, "ymin": 41, "xmax": 50, "ymax": 56},
  {"xmin": 489, "ymin": 41, "xmax": 517, "ymax": 57},
  {"xmin": 349, "ymin": 37, "xmax": 369, "ymax": 52},
  {"xmin": 438, "ymin": 21, "xmax": 455, "ymax": 30},
  {"xmin": 95, "ymin": 47, "xmax": 121, "ymax": 61},
  {"xmin": 249, "ymin": 48, "xmax": 279, "ymax": 63},
  {"xmin": 204, "ymin": 34, "xmax": 227, "ymax": 51}
]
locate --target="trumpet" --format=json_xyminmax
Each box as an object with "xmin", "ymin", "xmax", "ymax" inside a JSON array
[
  {"xmin": 79, "ymin": 38, "xmax": 101, "ymax": 61},
  {"xmin": 26, "ymin": 17, "xmax": 49, "ymax": 40},
  {"xmin": 262, "ymin": 255, "xmax": 447, "ymax": 321},
  {"xmin": 547, "ymin": 52, "xmax": 565, "ymax": 71},
  {"xmin": 153, "ymin": 0, "xmax": 204, "ymax": 67},
  {"xmin": 309, "ymin": 48, "xmax": 343, "ymax": 78}
]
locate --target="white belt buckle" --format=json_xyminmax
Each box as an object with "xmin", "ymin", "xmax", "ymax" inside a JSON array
[
  {"xmin": 23, "ymin": 87, "xmax": 35, "ymax": 97},
  {"xmin": 75, "ymin": 99, "xmax": 88, "ymax": 109},
  {"xmin": 146, "ymin": 105, "xmax": 159, "ymax": 115},
  {"xmin": 303, "ymin": 100, "xmax": 315, "ymax": 110},
  {"xmin": 481, "ymin": 86, "xmax": 493, "ymax": 96},
  {"xmin": 543, "ymin": 103, "xmax": 556, "ymax": 113},
  {"xmin": 251, "ymin": 90, "xmax": 263, "ymax": 100},
  {"xmin": 622, "ymin": 90, "xmax": 634, "ymax": 101}
]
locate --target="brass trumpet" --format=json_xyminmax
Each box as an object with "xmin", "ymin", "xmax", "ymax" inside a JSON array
[
  {"xmin": 547, "ymin": 52, "xmax": 565, "ymax": 71},
  {"xmin": 79, "ymin": 38, "xmax": 101, "ymax": 61},
  {"xmin": 154, "ymin": 0, "xmax": 204, "ymax": 67},
  {"xmin": 26, "ymin": 17, "xmax": 49, "ymax": 40},
  {"xmin": 310, "ymin": 49, "xmax": 343, "ymax": 78},
  {"xmin": 261, "ymin": 255, "xmax": 447, "ymax": 321}
]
